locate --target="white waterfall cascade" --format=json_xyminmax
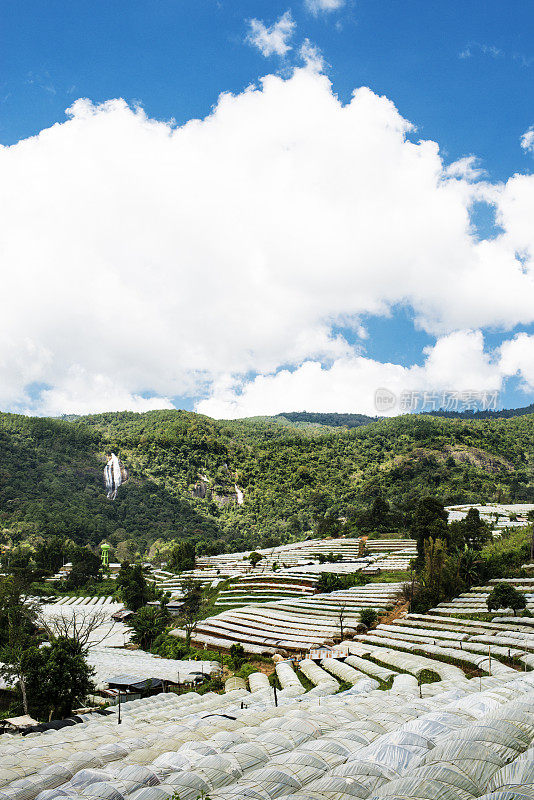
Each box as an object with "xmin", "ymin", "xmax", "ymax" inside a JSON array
[
  {"xmin": 235, "ymin": 484, "xmax": 244, "ymax": 505},
  {"xmin": 104, "ymin": 452, "xmax": 127, "ymax": 500}
]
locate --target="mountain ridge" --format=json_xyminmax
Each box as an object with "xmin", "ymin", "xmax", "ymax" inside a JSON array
[{"xmin": 1, "ymin": 408, "xmax": 534, "ymax": 557}]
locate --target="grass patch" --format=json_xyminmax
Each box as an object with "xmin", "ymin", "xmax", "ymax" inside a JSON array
[
  {"xmin": 419, "ymin": 668, "xmax": 440, "ymax": 684},
  {"xmin": 364, "ymin": 570, "xmax": 411, "ymax": 584},
  {"xmin": 376, "ymin": 675, "xmax": 395, "ymax": 691},
  {"xmin": 29, "ymin": 579, "xmax": 119, "ymax": 599},
  {"xmin": 269, "ymin": 671, "xmax": 282, "ymax": 690},
  {"xmin": 294, "ymin": 668, "xmax": 314, "ymax": 692}
]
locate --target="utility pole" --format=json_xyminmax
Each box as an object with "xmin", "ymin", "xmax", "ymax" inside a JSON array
[{"xmin": 118, "ymin": 690, "xmax": 122, "ymax": 724}]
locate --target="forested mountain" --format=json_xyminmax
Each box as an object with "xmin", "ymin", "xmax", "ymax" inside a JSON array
[
  {"xmin": 1, "ymin": 408, "xmax": 534, "ymax": 557},
  {"xmin": 275, "ymin": 412, "xmax": 377, "ymax": 428},
  {"xmin": 425, "ymin": 403, "xmax": 534, "ymax": 420}
]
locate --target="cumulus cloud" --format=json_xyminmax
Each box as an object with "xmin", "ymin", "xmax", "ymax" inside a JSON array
[
  {"xmin": 305, "ymin": 0, "xmax": 345, "ymax": 14},
  {"xmin": 1, "ymin": 66, "xmax": 534, "ymax": 416},
  {"xmin": 31, "ymin": 368, "xmax": 174, "ymax": 417},
  {"xmin": 444, "ymin": 156, "xmax": 485, "ymax": 181},
  {"xmin": 246, "ymin": 11, "xmax": 295, "ymax": 57},
  {"xmin": 499, "ymin": 333, "xmax": 534, "ymax": 389},
  {"xmin": 521, "ymin": 126, "xmax": 534, "ymax": 152},
  {"xmin": 197, "ymin": 330, "xmax": 501, "ymax": 418},
  {"xmin": 492, "ymin": 168, "xmax": 534, "ymax": 265}
]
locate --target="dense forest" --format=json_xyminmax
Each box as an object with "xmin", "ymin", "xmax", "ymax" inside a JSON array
[
  {"xmin": 424, "ymin": 403, "xmax": 534, "ymax": 420},
  {"xmin": 1, "ymin": 408, "xmax": 534, "ymax": 558},
  {"xmin": 274, "ymin": 412, "xmax": 377, "ymax": 429}
]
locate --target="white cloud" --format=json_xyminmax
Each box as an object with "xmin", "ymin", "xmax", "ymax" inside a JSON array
[
  {"xmin": 492, "ymin": 168, "xmax": 534, "ymax": 265},
  {"xmin": 521, "ymin": 126, "xmax": 534, "ymax": 152},
  {"xmin": 459, "ymin": 43, "xmax": 503, "ymax": 60},
  {"xmin": 1, "ymin": 66, "xmax": 534, "ymax": 416},
  {"xmin": 299, "ymin": 39, "xmax": 325, "ymax": 72},
  {"xmin": 444, "ymin": 156, "xmax": 484, "ymax": 181},
  {"xmin": 499, "ymin": 333, "xmax": 534, "ymax": 389},
  {"xmin": 305, "ymin": 0, "xmax": 345, "ymax": 14},
  {"xmin": 30, "ymin": 367, "xmax": 173, "ymax": 417},
  {"xmin": 196, "ymin": 330, "xmax": 500, "ymax": 418},
  {"xmin": 246, "ymin": 11, "xmax": 295, "ymax": 58}
]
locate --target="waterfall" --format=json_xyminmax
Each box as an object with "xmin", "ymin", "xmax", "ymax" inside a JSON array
[
  {"xmin": 235, "ymin": 484, "xmax": 244, "ymax": 505},
  {"xmin": 105, "ymin": 453, "xmax": 127, "ymax": 500}
]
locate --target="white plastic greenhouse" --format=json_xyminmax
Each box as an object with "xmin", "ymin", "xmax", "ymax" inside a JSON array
[
  {"xmin": 0, "ymin": 661, "xmax": 533, "ymax": 800},
  {"xmin": 248, "ymin": 673, "xmax": 271, "ymax": 693},
  {"xmin": 298, "ymin": 659, "xmax": 338, "ymax": 690},
  {"xmin": 320, "ymin": 658, "xmax": 361, "ymax": 685},
  {"xmin": 275, "ymin": 661, "xmax": 305, "ymax": 695}
]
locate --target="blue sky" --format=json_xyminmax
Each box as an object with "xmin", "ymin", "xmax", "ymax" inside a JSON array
[
  {"xmin": 3, "ymin": 0, "xmax": 533, "ymax": 179},
  {"xmin": 1, "ymin": 1, "xmax": 534, "ymax": 416}
]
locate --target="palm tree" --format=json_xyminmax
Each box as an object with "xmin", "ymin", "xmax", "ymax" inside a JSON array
[{"xmin": 459, "ymin": 547, "xmax": 481, "ymax": 587}]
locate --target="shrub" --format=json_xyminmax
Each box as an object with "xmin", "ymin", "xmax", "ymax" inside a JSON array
[
  {"xmin": 229, "ymin": 643, "xmax": 246, "ymax": 669},
  {"xmin": 359, "ymin": 608, "xmax": 378, "ymax": 629},
  {"xmin": 487, "ymin": 583, "xmax": 527, "ymax": 616}
]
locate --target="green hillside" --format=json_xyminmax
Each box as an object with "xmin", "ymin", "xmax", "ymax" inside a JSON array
[
  {"xmin": 1, "ymin": 409, "xmax": 534, "ymax": 557},
  {"xmin": 275, "ymin": 412, "xmax": 376, "ymax": 429}
]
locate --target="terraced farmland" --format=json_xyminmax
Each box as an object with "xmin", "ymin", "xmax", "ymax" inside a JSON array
[
  {"xmin": 172, "ymin": 583, "xmax": 403, "ymax": 654},
  {"xmin": 428, "ymin": 577, "xmax": 534, "ymax": 616},
  {"xmin": 149, "ymin": 536, "xmax": 416, "ymax": 603},
  {"xmin": 340, "ymin": 578, "xmax": 534, "ymax": 687}
]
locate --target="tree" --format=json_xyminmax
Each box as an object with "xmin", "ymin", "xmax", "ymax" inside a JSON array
[
  {"xmin": 528, "ymin": 513, "xmax": 534, "ymax": 561},
  {"xmin": 65, "ymin": 547, "xmax": 101, "ymax": 590},
  {"xmin": 368, "ymin": 497, "xmax": 390, "ymax": 530},
  {"xmin": 449, "ymin": 508, "xmax": 490, "ymax": 551},
  {"xmin": 410, "ymin": 498, "xmax": 449, "ymax": 564},
  {"xmin": 249, "ymin": 551, "xmax": 263, "ymax": 568},
  {"xmin": 487, "ymin": 583, "xmax": 527, "ymax": 616},
  {"xmin": 1, "ymin": 547, "xmax": 38, "ymax": 588},
  {"xmin": 0, "ymin": 577, "xmax": 38, "ymax": 714},
  {"xmin": 317, "ymin": 573, "xmax": 343, "ymax": 593},
  {"xmin": 316, "ymin": 572, "xmax": 358, "ymax": 593},
  {"xmin": 179, "ymin": 579, "xmax": 203, "ymax": 648},
  {"xmin": 337, "ymin": 602, "xmax": 347, "ymax": 640},
  {"xmin": 38, "ymin": 606, "xmax": 117, "ymax": 649},
  {"xmin": 116, "ymin": 562, "xmax": 151, "ymax": 611},
  {"xmin": 316, "ymin": 512, "xmax": 342, "ymax": 538},
  {"xmin": 169, "ymin": 541, "xmax": 196, "ymax": 573},
  {"xmin": 34, "ymin": 537, "xmax": 66, "ymax": 574},
  {"xmin": 128, "ymin": 605, "xmax": 170, "ymax": 650},
  {"xmin": 229, "ymin": 643, "xmax": 246, "ymax": 669},
  {"xmin": 318, "ymin": 552, "xmax": 342, "ymax": 563},
  {"xmin": 360, "ymin": 608, "xmax": 377, "ymax": 629},
  {"xmin": 422, "ymin": 537, "xmax": 449, "ymax": 599},
  {"xmin": 115, "ymin": 540, "xmax": 134, "ymax": 563},
  {"xmin": 19, "ymin": 637, "xmax": 95, "ymax": 720},
  {"xmin": 459, "ymin": 548, "xmax": 480, "ymax": 585}
]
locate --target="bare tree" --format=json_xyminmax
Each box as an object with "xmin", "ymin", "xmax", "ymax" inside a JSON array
[
  {"xmin": 337, "ymin": 602, "xmax": 347, "ymax": 641},
  {"xmin": 37, "ymin": 607, "xmax": 119, "ymax": 649}
]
